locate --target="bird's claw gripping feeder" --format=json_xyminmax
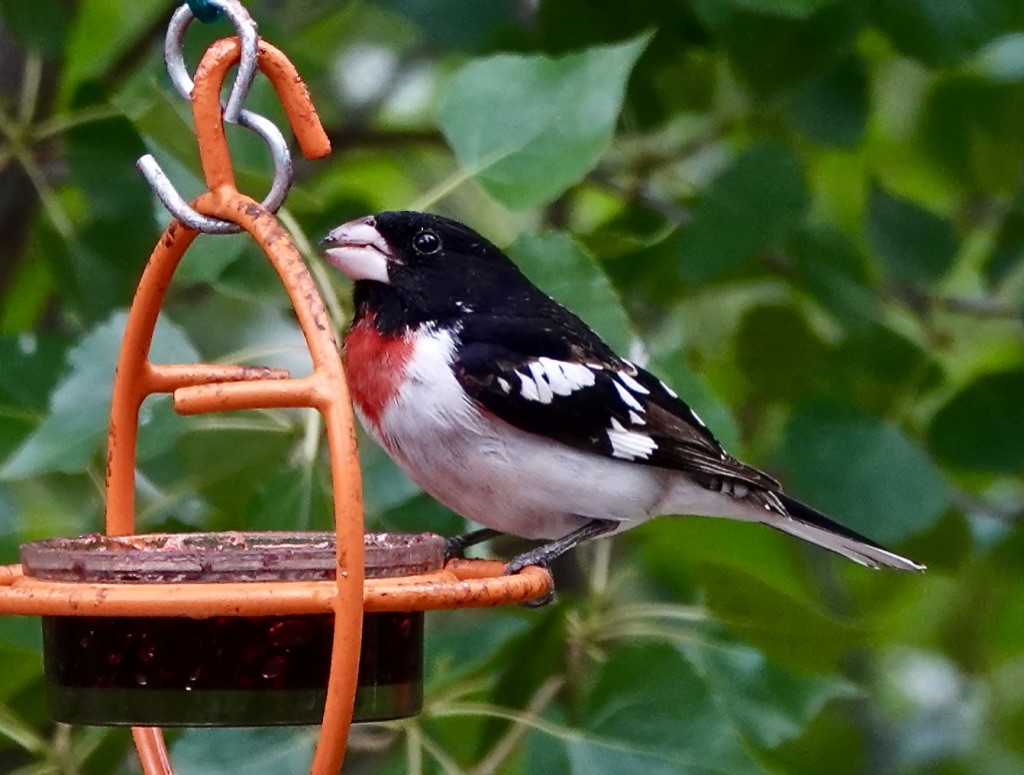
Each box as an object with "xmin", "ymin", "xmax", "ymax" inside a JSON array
[{"xmin": 0, "ymin": 2, "xmax": 553, "ymax": 772}]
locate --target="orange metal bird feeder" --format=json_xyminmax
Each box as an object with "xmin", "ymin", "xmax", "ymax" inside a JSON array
[{"xmin": 0, "ymin": 3, "xmax": 552, "ymax": 773}]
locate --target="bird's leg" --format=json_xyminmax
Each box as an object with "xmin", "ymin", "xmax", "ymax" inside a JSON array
[
  {"xmin": 444, "ymin": 527, "xmax": 504, "ymax": 560},
  {"xmin": 504, "ymin": 519, "xmax": 618, "ymax": 575},
  {"xmin": 503, "ymin": 517, "xmax": 618, "ymax": 606}
]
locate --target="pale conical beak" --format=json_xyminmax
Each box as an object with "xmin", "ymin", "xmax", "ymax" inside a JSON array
[{"xmin": 320, "ymin": 216, "xmax": 393, "ymax": 284}]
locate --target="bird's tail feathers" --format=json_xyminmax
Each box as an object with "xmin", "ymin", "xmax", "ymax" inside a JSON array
[{"xmin": 766, "ymin": 494, "xmax": 925, "ymax": 572}]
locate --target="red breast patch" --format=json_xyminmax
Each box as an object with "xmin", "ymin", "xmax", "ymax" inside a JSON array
[{"xmin": 343, "ymin": 316, "xmax": 415, "ymax": 428}]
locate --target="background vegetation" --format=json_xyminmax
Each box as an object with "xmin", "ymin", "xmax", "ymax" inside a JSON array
[{"xmin": 0, "ymin": 0, "xmax": 1023, "ymax": 772}]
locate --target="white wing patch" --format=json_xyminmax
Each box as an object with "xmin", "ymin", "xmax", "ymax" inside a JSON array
[
  {"xmin": 516, "ymin": 358, "xmax": 596, "ymax": 403},
  {"xmin": 612, "ymin": 379, "xmax": 644, "ymax": 412},
  {"xmin": 517, "ymin": 370, "xmax": 541, "ymax": 402},
  {"xmin": 497, "ymin": 377, "xmax": 511, "ymax": 393},
  {"xmin": 659, "ymin": 380, "xmax": 678, "ymax": 399},
  {"xmin": 608, "ymin": 418, "xmax": 657, "ymax": 460},
  {"xmin": 618, "ymin": 371, "xmax": 649, "ymax": 395},
  {"xmin": 527, "ymin": 362, "xmax": 554, "ymax": 404}
]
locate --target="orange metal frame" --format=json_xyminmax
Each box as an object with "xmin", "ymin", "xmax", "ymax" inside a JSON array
[{"xmin": 0, "ymin": 35, "xmax": 551, "ymax": 775}]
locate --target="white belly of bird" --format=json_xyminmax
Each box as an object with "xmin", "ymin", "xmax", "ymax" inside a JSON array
[{"xmin": 359, "ymin": 327, "xmax": 754, "ymax": 540}]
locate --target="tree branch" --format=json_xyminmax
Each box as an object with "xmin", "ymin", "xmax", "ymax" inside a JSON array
[
  {"xmin": 887, "ymin": 283, "xmax": 1022, "ymax": 322},
  {"xmin": 762, "ymin": 250, "xmax": 1022, "ymax": 323}
]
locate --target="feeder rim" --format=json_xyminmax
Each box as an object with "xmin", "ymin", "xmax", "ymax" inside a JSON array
[
  {"xmin": 19, "ymin": 530, "xmax": 447, "ymax": 584},
  {"xmin": 0, "ymin": 560, "xmax": 551, "ymax": 616}
]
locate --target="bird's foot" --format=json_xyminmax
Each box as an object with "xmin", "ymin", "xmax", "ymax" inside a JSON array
[
  {"xmin": 443, "ymin": 536, "xmax": 468, "ymax": 560},
  {"xmin": 503, "ymin": 548, "xmax": 550, "ymax": 576},
  {"xmin": 501, "ymin": 519, "xmax": 617, "ymax": 609},
  {"xmin": 503, "ymin": 552, "xmax": 555, "ymax": 608},
  {"xmin": 521, "ymin": 589, "xmax": 556, "ymax": 608}
]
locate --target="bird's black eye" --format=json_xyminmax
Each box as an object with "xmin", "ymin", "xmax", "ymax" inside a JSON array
[{"xmin": 412, "ymin": 229, "xmax": 441, "ymax": 255}]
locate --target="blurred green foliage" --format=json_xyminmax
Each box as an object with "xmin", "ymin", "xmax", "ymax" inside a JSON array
[{"xmin": 0, "ymin": 0, "xmax": 1022, "ymax": 773}]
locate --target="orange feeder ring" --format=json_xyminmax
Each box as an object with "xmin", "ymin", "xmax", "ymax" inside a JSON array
[{"xmin": 0, "ymin": 28, "xmax": 551, "ymax": 775}]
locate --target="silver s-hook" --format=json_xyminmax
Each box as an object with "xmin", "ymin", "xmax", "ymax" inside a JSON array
[{"xmin": 136, "ymin": 0, "xmax": 293, "ymax": 234}]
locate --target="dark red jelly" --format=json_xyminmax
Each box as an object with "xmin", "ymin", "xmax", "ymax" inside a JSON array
[{"xmin": 22, "ymin": 532, "xmax": 443, "ymax": 726}]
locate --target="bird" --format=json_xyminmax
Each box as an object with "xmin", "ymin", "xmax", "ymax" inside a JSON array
[{"xmin": 319, "ymin": 210, "xmax": 924, "ymax": 587}]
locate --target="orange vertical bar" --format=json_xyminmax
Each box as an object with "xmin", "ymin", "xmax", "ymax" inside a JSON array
[
  {"xmin": 105, "ymin": 221, "xmax": 198, "ymax": 536},
  {"xmin": 197, "ymin": 192, "xmax": 362, "ymax": 775},
  {"xmin": 132, "ymin": 728, "xmax": 173, "ymax": 775}
]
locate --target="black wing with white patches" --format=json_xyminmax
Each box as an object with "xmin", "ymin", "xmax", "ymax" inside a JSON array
[
  {"xmin": 453, "ymin": 319, "xmax": 925, "ymax": 571},
  {"xmin": 452, "ymin": 320, "xmax": 780, "ymax": 492}
]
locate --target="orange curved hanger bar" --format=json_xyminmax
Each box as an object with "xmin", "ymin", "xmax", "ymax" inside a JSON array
[
  {"xmin": 102, "ymin": 37, "xmax": 363, "ymax": 775},
  {"xmin": 192, "ymin": 37, "xmax": 331, "ymax": 194}
]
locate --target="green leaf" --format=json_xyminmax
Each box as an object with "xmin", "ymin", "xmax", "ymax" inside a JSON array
[
  {"xmin": 579, "ymin": 201, "xmax": 671, "ymax": 259},
  {"xmin": 437, "ymin": 35, "xmax": 649, "ymax": 208},
  {"xmin": 425, "ymin": 610, "xmax": 530, "ymax": 686},
  {"xmin": 60, "ymin": 1, "xmax": 176, "ymax": 104},
  {"xmin": 1, "ymin": 311, "xmax": 198, "ymax": 479},
  {"xmin": 135, "ymin": 395, "xmax": 189, "ymax": 463},
  {"xmin": 173, "ymin": 426, "xmax": 293, "ymax": 517},
  {"xmin": 376, "ymin": 492, "xmax": 465, "ymax": 536},
  {"xmin": 987, "ymin": 209, "xmax": 1024, "ymax": 289},
  {"xmin": 821, "ymin": 325, "xmax": 943, "ymax": 415},
  {"xmin": 700, "ymin": 565, "xmax": 859, "ymax": 672},
  {"xmin": 578, "ymin": 642, "xmax": 762, "ymax": 774},
  {"xmin": 525, "ymin": 719, "xmax": 574, "ymax": 775},
  {"xmin": 919, "ymin": 74, "xmax": 1024, "ymax": 192},
  {"xmin": 782, "ymin": 403, "xmax": 950, "ymax": 543},
  {"xmin": 735, "ymin": 305, "xmax": 828, "ymax": 402},
  {"xmin": 969, "ymin": 33, "xmax": 1024, "ymax": 82},
  {"xmin": 535, "ymin": 0, "xmax": 703, "ymax": 53},
  {"xmin": 173, "ymin": 728, "xmax": 314, "ymax": 775},
  {"xmin": 683, "ymin": 640, "xmax": 857, "ymax": 749},
  {"xmin": 713, "ymin": 0, "xmax": 840, "ymax": 19},
  {"xmin": 480, "ymin": 608, "xmax": 568, "ymax": 756},
  {"xmin": 866, "ymin": 185, "xmax": 959, "ymax": 285},
  {"xmin": 0, "ymin": 644, "xmax": 42, "ymax": 701},
  {"xmin": 928, "ymin": 369, "xmax": 1024, "ymax": 473},
  {"xmin": 65, "ymin": 114, "xmax": 151, "ymax": 222},
  {"xmin": 787, "ymin": 228, "xmax": 878, "ymax": 330},
  {"xmin": 247, "ymin": 465, "xmax": 333, "ymax": 532},
  {"xmin": 693, "ymin": 0, "xmax": 858, "ymax": 97},
  {"xmin": 532, "ymin": 1, "xmax": 710, "ymax": 126},
  {"xmin": 676, "ymin": 143, "xmax": 808, "ymax": 283},
  {"xmin": 359, "ymin": 431, "xmax": 422, "ymax": 519},
  {"xmin": 0, "ymin": 701, "xmax": 47, "ymax": 755},
  {"xmin": 381, "ymin": 0, "xmax": 516, "ymax": 51},
  {"xmin": 767, "ymin": 703, "xmax": 863, "ymax": 774},
  {"xmin": 0, "ymin": 254, "xmax": 56, "ymax": 333},
  {"xmin": 175, "ymin": 233, "xmax": 249, "ymax": 284},
  {"xmin": 636, "ymin": 518, "xmax": 815, "ymax": 603},
  {"xmin": 0, "ymin": 0, "xmax": 69, "ymax": 55},
  {"xmin": 788, "ymin": 56, "xmax": 868, "ymax": 147},
  {"xmin": 0, "ymin": 335, "xmax": 67, "ymax": 410},
  {"xmin": 869, "ymin": 0, "xmax": 1023, "ymax": 68},
  {"xmin": 509, "ymin": 232, "xmax": 637, "ymax": 353}
]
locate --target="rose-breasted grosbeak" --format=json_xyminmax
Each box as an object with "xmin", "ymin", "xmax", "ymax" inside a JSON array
[{"xmin": 320, "ymin": 211, "xmax": 924, "ymax": 580}]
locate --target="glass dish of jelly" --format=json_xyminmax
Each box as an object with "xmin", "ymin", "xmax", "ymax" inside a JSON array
[{"xmin": 20, "ymin": 531, "xmax": 444, "ymax": 727}]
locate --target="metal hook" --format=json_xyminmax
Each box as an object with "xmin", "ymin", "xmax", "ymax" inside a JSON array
[
  {"xmin": 167, "ymin": 0, "xmax": 258, "ymax": 124},
  {"xmin": 139, "ymin": 1, "xmax": 293, "ymax": 234},
  {"xmin": 138, "ymin": 109, "xmax": 291, "ymax": 233}
]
